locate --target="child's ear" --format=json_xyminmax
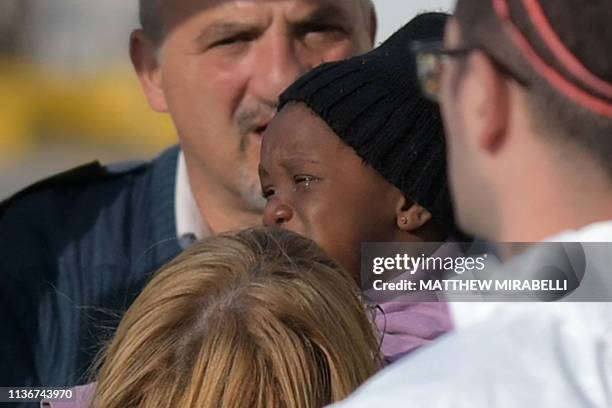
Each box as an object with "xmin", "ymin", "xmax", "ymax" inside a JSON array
[{"xmin": 396, "ymin": 196, "xmax": 432, "ymax": 231}]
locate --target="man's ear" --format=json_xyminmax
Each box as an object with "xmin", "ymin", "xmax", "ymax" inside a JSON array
[
  {"xmin": 396, "ymin": 196, "xmax": 432, "ymax": 231},
  {"xmin": 130, "ymin": 29, "xmax": 168, "ymax": 113},
  {"xmin": 463, "ymin": 50, "xmax": 510, "ymax": 154},
  {"xmin": 368, "ymin": 7, "xmax": 377, "ymax": 46}
]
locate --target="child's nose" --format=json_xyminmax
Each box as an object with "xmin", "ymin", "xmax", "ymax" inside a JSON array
[{"xmin": 263, "ymin": 200, "xmax": 294, "ymax": 227}]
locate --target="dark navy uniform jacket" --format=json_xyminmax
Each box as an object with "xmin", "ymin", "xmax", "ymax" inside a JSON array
[{"xmin": 0, "ymin": 146, "xmax": 183, "ymax": 392}]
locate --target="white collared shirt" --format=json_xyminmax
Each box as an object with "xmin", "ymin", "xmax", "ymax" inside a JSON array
[
  {"xmin": 175, "ymin": 152, "xmax": 210, "ymax": 244},
  {"xmin": 451, "ymin": 220, "xmax": 612, "ymax": 329},
  {"xmin": 331, "ymin": 221, "xmax": 612, "ymax": 408}
]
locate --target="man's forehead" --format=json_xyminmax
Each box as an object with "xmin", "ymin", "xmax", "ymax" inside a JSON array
[{"xmin": 162, "ymin": 0, "xmax": 365, "ymax": 26}]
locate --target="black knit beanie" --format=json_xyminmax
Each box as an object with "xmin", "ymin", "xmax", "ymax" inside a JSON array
[{"xmin": 278, "ymin": 12, "xmax": 453, "ymax": 230}]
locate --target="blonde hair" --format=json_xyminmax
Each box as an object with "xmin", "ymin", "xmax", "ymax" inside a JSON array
[{"xmin": 93, "ymin": 228, "xmax": 380, "ymax": 408}]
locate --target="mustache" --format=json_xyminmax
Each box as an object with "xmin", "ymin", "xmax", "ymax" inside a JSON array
[{"xmin": 235, "ymin": 101, "xmax": 277, "ymax": 136}]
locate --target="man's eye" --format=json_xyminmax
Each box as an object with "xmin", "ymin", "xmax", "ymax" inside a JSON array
[
  {"xmin": 212, "ymin": 37, "xmax": 242, "ymax": 47},
  {"xmin": 300, "ymin": 24, "xmax": 347, "ymax": 47},
  {"xmin": 301, "ymin": 23, "xmax": 343, "ymax": 35},
  {"xmin": 214, "ymin": 38, "xmax": 239, "ymax": 47},
  {"xmin": 293, "ymin": 175, "xmax": 319, "ymax": 188},
  {"xmin": 210, "ymin": 33, "xmax": 254, "ymax": 48}
]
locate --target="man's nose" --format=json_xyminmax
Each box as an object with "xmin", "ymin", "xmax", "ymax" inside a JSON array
[
  {"xmin": 250, "ymin": 34, "xmax": 311, "ymax": 102},
  {"xmin": 263, "ymin": 199, "xmax": 294, "ymax": 227}
]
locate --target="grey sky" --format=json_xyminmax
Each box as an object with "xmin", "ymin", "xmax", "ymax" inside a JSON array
[{"xmin": 372, "ymin": 0, "xmax": 455, "ymax": 44}]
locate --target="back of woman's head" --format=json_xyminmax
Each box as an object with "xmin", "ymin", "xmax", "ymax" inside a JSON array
[{"xmin": 93, "ymin": 227, "xmax": 380, "ymax": 408}]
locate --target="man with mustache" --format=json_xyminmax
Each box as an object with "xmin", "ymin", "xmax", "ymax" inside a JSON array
[{"xmin": 0, "ymin": 0, "xmax": 377, "ymax": 394}]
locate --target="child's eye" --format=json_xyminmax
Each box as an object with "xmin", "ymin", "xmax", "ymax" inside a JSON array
[
  {"xmin": 293, "ymin": 175, "xmax": 320, "ymax": 189},
  {"xmin": 262, "ymin": 186, "xmax": 275, "ymax": 199}
]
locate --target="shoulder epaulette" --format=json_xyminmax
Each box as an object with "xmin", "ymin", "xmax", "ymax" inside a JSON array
[{"xmin": 0, "ymin": 160, "xmax": 148, "ymax": 217}]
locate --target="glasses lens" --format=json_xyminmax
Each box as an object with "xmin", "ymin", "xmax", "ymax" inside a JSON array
[{"xmin": 416, "ymin": 52, "xmax": 443, "ymax": 102}]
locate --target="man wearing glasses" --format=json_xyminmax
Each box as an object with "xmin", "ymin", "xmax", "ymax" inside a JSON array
[{"xmin": 332, "ymin": 0, "xmax": 612, "ymax": 406}]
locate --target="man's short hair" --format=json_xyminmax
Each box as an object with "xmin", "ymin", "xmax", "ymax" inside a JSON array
[
  {"xmin": 455, "ymin": 0, "xmax": 612, "ymax": 177},
  {"xmin": 138, "ymin": 0, "xmax": 374, "ymax": 45},
  {"xmin": 139, "ymin": 0, "xmax": 164, "ymax": 44}
]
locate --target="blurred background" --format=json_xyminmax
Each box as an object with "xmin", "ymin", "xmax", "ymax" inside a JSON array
[{"xmin": 0, "ymin": 0, "xmax": 452, "ymax": 199}]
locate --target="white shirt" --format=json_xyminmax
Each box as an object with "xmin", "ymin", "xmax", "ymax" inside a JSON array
[
  {"xmin": 331, "ymin": 221, "xmax": 612, "ymax": 408},
  {"xmin": 175, "ymin": 152, "xmax": 210, "ymax": 243}
]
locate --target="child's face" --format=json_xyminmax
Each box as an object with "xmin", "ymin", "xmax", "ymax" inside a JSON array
[{"xmin": 259, "ymin": 103, "xmax": 402, "ymax": 280}]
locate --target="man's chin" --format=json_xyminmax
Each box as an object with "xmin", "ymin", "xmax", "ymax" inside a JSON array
[{"xmin": 237, "ymin": 169, "xmax": 266, "ymax": 213}]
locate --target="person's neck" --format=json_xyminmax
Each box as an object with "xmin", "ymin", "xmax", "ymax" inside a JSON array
[
  {"xmin": 498, "ymin": 200, "xmax": 612, "ymax": 242},
  {"xmin": 495, "ymin": 155, "xmax": 612, "ymax": 242},
  {"xmin": 185, "ymin": 161, "xmax": 262, "ymax": 235}
]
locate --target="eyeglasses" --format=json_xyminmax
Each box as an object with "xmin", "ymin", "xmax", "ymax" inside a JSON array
[
  {"xmin": 411, "ymin": 40, "xmax": 472, "ymax": 102},
  {"xmin": 411, "ymin": 40, "xmax": 527, "ymax": 103}
]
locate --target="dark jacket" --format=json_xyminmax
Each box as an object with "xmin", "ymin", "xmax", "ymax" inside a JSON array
[{"xmin": 0, "ymin": 146, "xmax": 183, "ymax": 393}]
